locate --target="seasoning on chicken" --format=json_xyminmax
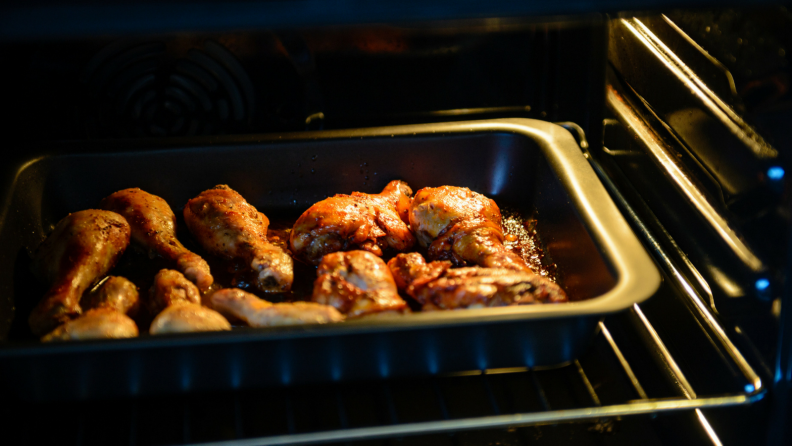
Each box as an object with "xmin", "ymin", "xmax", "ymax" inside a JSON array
[
  {"xmin": 148, "ymin": 269, "xmax": 230, "ymax": 334},
  {"xmin": 29, "ymin": 210, "xmax": 131, "ymax": 336},
  {"xmin": 41, "ymin": 308, "xmax": 139, "ymax": 342},
  {"xmin": 388, "ymin": 252, "xmax": 567, "ymax": 310},
  {"xmin": 101, "ymin": 188, "xmax": 214, "ymax": 290},
  {"xmin": 147, "ymin": 269, "xmax": 201, "ymax": 315},
  {"xmin": 312, "ymin": 250, "xmax": 408, "ymax": 317},
  {"xmin": 81, "ymin": 276, "xmax": 140, "ymax": 316},
  {"xmin": 184, "ymin": 185, "xmax": 293, "ymax": 293},
  {"xmin": 290, "ymin": 180, "xmax": 415, "ymax": 265},
  {"xmin": 409, "ymin": 186, "xmax": 532, "ymax": 273},
  {"xmin": 209, "ymin": 288, "xmax": 344, "ymax": 327}
]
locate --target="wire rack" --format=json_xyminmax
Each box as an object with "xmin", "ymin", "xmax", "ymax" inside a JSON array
[{"xmin": 2, "ymin": 125, "xmax": 767, "ymax": 446}]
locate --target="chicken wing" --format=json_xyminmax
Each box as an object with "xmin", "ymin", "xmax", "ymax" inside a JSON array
[
  {"xmin": 149, "ymin": 303, "xmax": 231, "ymax": 334},
  {"xmin": 409, "ymin": 186, "xmax": 532, "ymax": 273},
  {"xmin": 148, "ymin": 269, "xmax": 201, "ymax": 315},
  {"xmin": 29, "ymin": 210, "xmax": 131, "ymax": 336},
  {"xmin": 312, "ymin": 250, "xmax": 408, "ymax": 317},
  {"xmin": 290, "ymin": 180, "xmax": 415, "ymax": 265},
  {"xmin": 184, "ymin": 185, "xmax": 293, "ymax": 293},
  {"xmin": 148, "ymin": 269, "xmax": 230, "ymax": 334},
  {"xmin": 81, "ymin": 276, "xmax": 140, "ymax": 316},
  {"xmin": 388, "ymin": 253, "xmax": 567, "ymax": 310},
  {"xmin": 209, "ymin": 288, "xmax": 344, "ymax": 326},
  {"xmin": 101, "ymin": 188, "xmax": 213, "ymax": 290},
  {"xmin": 41, "ymin": 308, "xmax": 139, "ymax": 342}
]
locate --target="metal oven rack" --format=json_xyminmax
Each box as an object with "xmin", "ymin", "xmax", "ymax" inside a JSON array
[{"xmin": 0, "ymin": 127, "xmax": 769, "ymax": 446}]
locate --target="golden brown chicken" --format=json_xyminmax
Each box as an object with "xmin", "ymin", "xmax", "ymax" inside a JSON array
[
  {"xmin": 150, "ymin": 303, "xmax": 231, "ymax": 335},
  {"xmin": 409, "ymin": 186, "xmax": 532, "ymax": 273},
  {"xmin": 101, "ymin": 188, "xmax": 214, "ymax": 290},
  {"xmin": 209, "ymin": 288, "xmax": 344, "ymax": 326},
  {"xmin": 388, "ymin": 253, "xmax": 567, "ymax": 310},
  {"xmin": 312, "ymin": 250, "xmax": 408, "ymax": 317},
  {"xmin": 148, "ymin": 269, "xmax": 201, "ymax": 315},
  {"xmin": 290, "ymin": 180, "xmax": 415, "ymax": 265},
  {"xmin": 81, "ymin": 276, "xmax": 140, "ymax": 316},
  {"xmin": 41, "ymin": 308, "xmax": 139, "ymax": 342},
  {"xmin": 148, "ymin": 269, "xmax": 230, "ymax": 334},
  {"xmin": 29, "ymin": 210, "xmax": 131, "ymax": 336},
  {"xmin": 184, "ymin": 185, "xmax": 293, "ymax": 293}
]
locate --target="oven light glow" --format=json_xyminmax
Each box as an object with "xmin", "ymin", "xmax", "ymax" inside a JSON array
[
  {"xmin": 755, "ymin": 278, "xmax": 770, "ymax": 291},
  {"xmin": 767, "ymin": 166, "xmax": 785, "ymax": 180}
]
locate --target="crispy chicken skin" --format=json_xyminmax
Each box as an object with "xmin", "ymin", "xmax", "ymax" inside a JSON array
[
  {"xmin": 184, "ymin": 185, "xmax": 293, "ymax": 293},
  {"xmin": 209, "ymin": 288, "xmax": 344, "ymax": 326},
  {"xmin": 101, "ymin": 188, "xmax": 213, "ymax": 290},
  {"xmin": 148, "ymin": 269, "xmax": 201, "ymax": 315},
  {"xmin": 41, "ymin": 308, "xmax": 139, "ymax": 342},
  {"xmin": 409, "ymin": 186, "xmax": 532, "ymax": 273},
  {"xmin": 81, "ymin": 276, "xmax": 140, "ymax": 316},
  {"xmin": 388, "ymin": 253, "xmax": 567, "ymax": 310},
  {"xmin": 29, "ymin": 210, "xmax": 131, "ymax": 336},
  {"xmin": 312, "ymin": 250, "xmax": 408, "ymax": 317},
  {"xmin": 149, "ymin": 302, "xmax": 231, "ymax": 335},
  {"xmin": 290, "ymin": 180, "xmax": 415, "ymax": 265}
]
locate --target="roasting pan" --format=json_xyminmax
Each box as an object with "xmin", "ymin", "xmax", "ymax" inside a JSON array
[{"xmin": 0, "ymin": 118, "xmax": 660, "ymax": 400}]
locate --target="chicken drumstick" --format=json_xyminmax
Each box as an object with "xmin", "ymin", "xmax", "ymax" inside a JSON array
[
  {"xmin": 184, "ymin": 185, "xmax": 293, "ymax": 293},
  {"xmin": 388, "ymin": 252, "xmax": 567, "ymax": 310},
  {"xmin": 29, "ymin": 210, "xmax": 131, "ymax": 336},
  {"xmin": 148, "ymin": 269, "xmax": 230, "ymax": 334},
  {"xmin": 209, "ymin": 288, "xmax": 344, "ymax": 326},
  {"xmin": 290, "ymin": 180, "xmax": 415, "ymax": 265},
  {"xmin": 101, "ymin": 188, "xmax": 213, "ymax": 290},
  {"xmin": 409, "ymin": 186, "xmax": 532, "ymax": 273},
  {"xmin": 312, "ymin": 250, "xmax": 408, "ymax": 317}
]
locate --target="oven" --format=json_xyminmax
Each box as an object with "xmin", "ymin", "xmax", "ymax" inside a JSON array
[{"xmin": 0, "ymin": 3, "xmax": 789, "ymax": 445}]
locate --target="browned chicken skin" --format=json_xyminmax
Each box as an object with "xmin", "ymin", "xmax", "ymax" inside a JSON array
[
  {"xmin": 41, "ymin": 308, "xmax": 139, "ymax": 342},
  {"xmin": 388, "ymin": 253, "xmax": 567, "ymax": 310},
  {"xmin": 101, "ymin": 188, "xmax": 214, "ymax": 290},
  {"xmin": 148, "ymin": 269, "xmax": 201, "ymax": 315},
  {"xmin": 409, "ymin": 186, "xmax": 532, "ymax": 273},
  {"xmin": 209, "ymin": 288, "xmax": 344, "ymax": 326},
  {"xmin": 150, "ymin": 303, "xmax": 231, "ymax": 334},
  {"xmin": 312, "ymin": 250, "xmax": 408, "ymax": 317},
  {"xmin": 29, "ymin": 210, "xmax": 131, "ymax": 336},
  {"xmin": 148, "ymin": 269, "xmax": 230, "ymax": 334},
  {"xmin": 184, "ymin": 185, "xmax": 293, "ymax": 293},
  {"xmin": 81, "ymin": 276, "xmax": 140, "ymax": 316},
  {"xmin": 291, "ymin": 180, "xmax": 415, "ymax": 265}
]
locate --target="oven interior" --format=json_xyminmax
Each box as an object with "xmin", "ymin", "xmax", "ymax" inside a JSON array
[{"xmin": 1, "ymin": 5, "xmax": 791, "ymax": 446}]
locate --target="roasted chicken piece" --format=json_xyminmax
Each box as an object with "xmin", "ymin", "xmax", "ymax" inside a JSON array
[
  {"xmin": 41, "ymin": 308, "xmax": 139, "ymax": 342},
  {"xmin": 184, "ymin": 185, "xmax": 293, "ymax": 293},
  {"xmin": 209, "ymin": 288, "xmax": 344, "ymax": 326},
  {"xmin": 150, "ymin": 303, "xmax": 231, "ymax": 334},
  {"xmin": 409, "ymin": 186, "xmax": 532, "ymax": 273},
  {"xmin": 101, "ymin": 188, "xmax": 214, "ymax": 290},
  {"xmin": 148, "ymin": 269, "xmax": 230, "ymax": 334},
  {"xmin": 29, "ymin": 210, "xmax": 131, "ymax": 336},
  {"xmin": 312, "ymin": 250, "xmax": 408, "ymax": 317},
  {"xmin": 290, "ymin": 180, "xmax": 415, "ymax": 265},
  {"xmin": 147, "ymin": 269, "xmax": 201, "ymax": 315},
  {"xmin": 81, "ymin": 276, "xmax": 140, "ymax": 316},
  {"xmin": 388, "ymin": 253, "xmax": 567, "ymax": 310}
]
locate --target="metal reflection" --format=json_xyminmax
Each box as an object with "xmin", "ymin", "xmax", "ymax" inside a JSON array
[{"xmin": 606, "ymin": 84, "xmax": 764, "ymax": 273}]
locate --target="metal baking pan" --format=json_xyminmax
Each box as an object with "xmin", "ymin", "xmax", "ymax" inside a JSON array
[{"xmin": 0, "ymin": 118, "xmax": 660, "ymax": 400}]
